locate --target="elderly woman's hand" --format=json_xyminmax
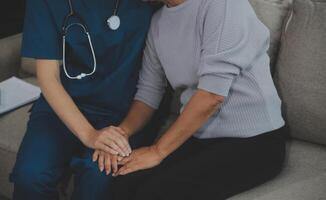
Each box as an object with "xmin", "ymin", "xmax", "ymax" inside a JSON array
[{"xmin": 113, "ymin": 145, "xmax": 164, "ymax": 176}]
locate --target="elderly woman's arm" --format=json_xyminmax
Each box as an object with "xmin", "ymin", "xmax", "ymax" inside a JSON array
[
  {"xmin": 115, "ymin": 0, "xmax": 269, "ymax": 175},
  {"xmin": 119, "ymin": 100, "xmax": 156, "ymax": 137},
  {"xmin": 115, "ymin": 89, "xmax": 224, "ymax": 176},
  {"xmin": 155, "ymin": 89, "xmax": 224, "ymax": 157},
  {"xmin": 93, "ymin": 24, "xmax": 168, "ymax": 174}
]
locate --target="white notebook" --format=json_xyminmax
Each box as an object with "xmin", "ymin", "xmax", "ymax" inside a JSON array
[{"xmin": 0, "ymin": 77, "xmax": 41, "ymax": 114}]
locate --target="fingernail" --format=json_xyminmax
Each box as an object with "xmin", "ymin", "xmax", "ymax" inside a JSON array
[
  {"xmin": 100, "ymin": 167, "xmax": 104, "ymax": 172},
  {"xmin": 106, "ymin": 171, "xmax": 110, "ymax": 175}
]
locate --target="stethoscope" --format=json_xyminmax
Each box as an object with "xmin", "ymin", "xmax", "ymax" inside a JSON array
[{"xmin": 62, "ymin": 0, "xmax": 121, "ymax": 80}]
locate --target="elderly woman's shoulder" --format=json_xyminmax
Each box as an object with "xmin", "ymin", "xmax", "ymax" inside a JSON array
[
  {"xmin": 202, "ymin": 0, "xmax": 256, "ymax": 19},
  {"xmin": 150, "ymin": 5, "xmax": 164, "ymax": 23},
  {"xmin": 145, "ymin": 6, "xmax": 164, "ymax": 39},
  {"xmin": 199, "ymin": 0, "xmax": 227, "ymax": 14},
  {"xmin": 202, "ymin": 0, "xmax": 251, "ymax": 9}
]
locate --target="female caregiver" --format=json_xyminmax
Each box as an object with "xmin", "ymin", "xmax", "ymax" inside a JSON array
[
  {"xmin": 105, "ymin": 0, "xmax": 286, "ymax": 199},
  {"xmin": 10, "ymin": 0, "xmax": 158, "ymax": 199}
]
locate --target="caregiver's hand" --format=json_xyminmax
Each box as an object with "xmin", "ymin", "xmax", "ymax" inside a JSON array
[
  {"xmin": 114, "ymin": 145, "xmax": 164, "ymax": 176},
  {"xmin": 82, "ymin": 126, "xmax": 132, "ymax": 157},
  {"xmin": 93, "ymin": 150, "xmax": 123, "ymax": 175}
]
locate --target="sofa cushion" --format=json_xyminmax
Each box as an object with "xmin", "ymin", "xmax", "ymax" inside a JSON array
[
  {"xmin": 0, "ymin": 148, "xmax": 17, "ymax": 198},
  {"xmin": 0, "ymin": 34, "xmax": 22, "ymax": 81},
  {"xmin": 0, "ymin": 77, "xmax": 38, "ymax": 153},
  {"xmin": 229, "ymin": 140, "xmax": 326, "ymax": 200},
  {"xmin": 249, "ymin": 0, "xmax": 292, "ymax": 71},
  {"xmin": 274, "ymin": 0, "xmax": 326, "ymax": 145}
]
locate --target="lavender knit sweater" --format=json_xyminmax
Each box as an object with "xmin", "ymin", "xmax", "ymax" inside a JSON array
[{"xmin": 134, "ymin": 0, "xmax": 285, "ymax": 138}]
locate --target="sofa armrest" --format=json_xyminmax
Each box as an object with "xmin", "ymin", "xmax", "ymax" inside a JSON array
[{"xmin": 0, "ymin": 34, "xmax": 23, "ymax": 82}]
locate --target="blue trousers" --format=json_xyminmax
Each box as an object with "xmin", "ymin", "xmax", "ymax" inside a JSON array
[{"xmin": 10, "ymin": 107, "xmax": 157, "ymax": 200}]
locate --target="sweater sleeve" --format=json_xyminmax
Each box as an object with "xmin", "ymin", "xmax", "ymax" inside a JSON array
[
  {"xmin": 197, "ymin": 0, "xmax": 270, "ymax": 97},
  {"xmin": 134, "ymin": 25, "xmax": 167, "ymax": 109}
]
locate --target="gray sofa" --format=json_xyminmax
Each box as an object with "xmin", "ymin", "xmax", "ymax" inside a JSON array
[{"xmin": 0, "ymin": 0, "xmax": 325, "ymax": 199}]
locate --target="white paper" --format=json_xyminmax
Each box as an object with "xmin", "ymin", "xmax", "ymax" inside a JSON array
[{"xmin": 0, "ymin": 76, "xmax": 41, "ymax": 114}]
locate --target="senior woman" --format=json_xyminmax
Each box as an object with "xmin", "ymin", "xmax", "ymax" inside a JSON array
[{"xmin": 94, "ymin": 0, "xmax": 286, "ymax": 199}]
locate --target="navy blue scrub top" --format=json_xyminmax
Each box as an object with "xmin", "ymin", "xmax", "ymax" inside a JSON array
[{"xmin": 22, "ymin": 0, "xmax": 155, "ymax": 120}]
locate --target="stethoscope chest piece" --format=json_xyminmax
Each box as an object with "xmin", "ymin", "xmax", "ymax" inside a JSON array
[{"xmin": 107, "ymin": 15, "xmax": 121, "ymax": 30}]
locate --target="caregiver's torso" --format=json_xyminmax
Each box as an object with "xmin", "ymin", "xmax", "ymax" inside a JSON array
[
  {"xmin": 150, "ymin": 0, "xmax": 284, "ymax": 138},
  {"xmin": 32, "ymin": 0, "xmax": 154, "ymax": 117}
]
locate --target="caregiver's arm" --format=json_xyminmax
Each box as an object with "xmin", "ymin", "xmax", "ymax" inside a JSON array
[
  {"xmin": 36, "ymin": 60, "xmax": 130, "ymax": 155},
  {"xmin": 93, "ymin": 23, "xmax": 167, "ymax": 173}
]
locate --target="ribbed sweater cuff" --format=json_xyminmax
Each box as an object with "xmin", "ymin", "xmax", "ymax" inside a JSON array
[
  {"xmin": 197, "ymin": 74, "xmax": 234, "ymax": 97},
  {"xmin": 134, "ymin": 87, "xmax": 163, "ymax": 109}
]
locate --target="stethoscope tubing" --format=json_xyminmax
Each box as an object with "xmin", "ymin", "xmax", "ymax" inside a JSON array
[
  {"xmin": 62, "ymin": 23, "xmax": 97, "ymax": 80},
  {"xmin": 61, "ymin": 0, "xmax": 120, "ymax": 80}
]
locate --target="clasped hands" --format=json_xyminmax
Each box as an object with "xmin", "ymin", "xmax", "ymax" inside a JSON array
[{"xmin": 85, "ymin": 126, "xmax": 163, "ymax": 176}]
